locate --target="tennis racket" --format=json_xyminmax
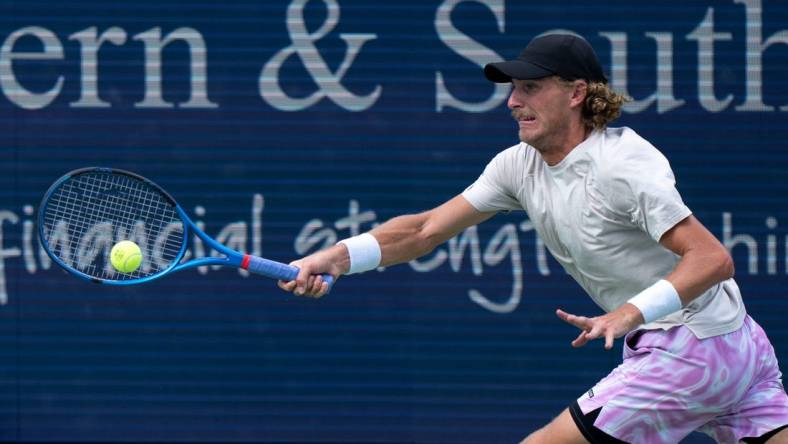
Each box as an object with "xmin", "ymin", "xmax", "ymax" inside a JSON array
[{"xmin": 38, "ymin": 167, "xmax": 333, "ymax": 289}]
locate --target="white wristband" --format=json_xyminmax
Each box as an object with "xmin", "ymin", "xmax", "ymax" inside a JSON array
[
  {"xmin": 627, "ymin": 280, "xmax": 682, "ymax": 324},
  {"xmin": 337, "ymin": 233, "xmax": 381, "ymax": 275}
]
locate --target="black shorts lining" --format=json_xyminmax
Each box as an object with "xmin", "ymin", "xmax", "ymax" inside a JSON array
[
  {"xmin": 569, "ymin": 401, "xmax": 629, "ymax": 444},
  {"xmin": 741, "ymin": 424, "xmax": 788, "ymax": 444},
  {"xmin": 570, "ymin": 401, "xmax": 787, "ymax": 444}
]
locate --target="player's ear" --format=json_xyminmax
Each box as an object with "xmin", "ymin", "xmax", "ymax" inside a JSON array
[{"xmin": 570, "ymin": 80, "xmax": 588, "ymax": 108}]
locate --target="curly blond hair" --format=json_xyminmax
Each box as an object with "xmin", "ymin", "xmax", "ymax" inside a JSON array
[
  {"xmin": 581, "ymin": 82, "xmax": 630, "ymax": 130},
  {"xmin": 557, "ymin": 78, "xmax": 630, "ymax": 130}
]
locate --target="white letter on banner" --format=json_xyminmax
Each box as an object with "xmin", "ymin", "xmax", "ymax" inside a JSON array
[
  {"xmin": 733, "ymin": 0, "xmax": 788, "ymax": 111},
  {"xmin": 434, "ymin": 0, "xmax": 509, "ymax": 112},
  {"xmin": 468, "ymin": 223, "xmax": 522, "ymax": 313},
  {"xmin": 0, "ymin": 26, "xmax": 64, "ymax": 110},
  {"xmin": 599, "ymin": 32, "xmax": 684, "ymax": 114},
  {"xmin": 0, "ymin": 211, "xmax": 22, "ymax": 305},
  {"xmin": 133, "ymin": 27, "xmax": 218, "ymax": 109},
  {"xmin": 687, "ymin": 8, "xmax": 733, "ymax": 113},
  {"xmin": 260, "ymin": 0, "xmax": 380, "ymax": 112},
  {"xmin": 69, "ymin": 27, "xmax": 128, "ymax": 108}
]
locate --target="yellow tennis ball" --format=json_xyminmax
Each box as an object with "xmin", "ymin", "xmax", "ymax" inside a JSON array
[{"xmin": 111, "ymin": 240, "xmax": 142, "ymax": 273}]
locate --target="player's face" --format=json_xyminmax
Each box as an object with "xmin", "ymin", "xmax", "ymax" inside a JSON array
[{"xmin": 507, "ymin": 77, "xmax": 575, "ymax": 151}]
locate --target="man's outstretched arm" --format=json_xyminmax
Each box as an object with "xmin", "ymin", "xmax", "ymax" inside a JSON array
[{"xmin": 278, "ymin": 195, "xmax": 496, "ymax": 297}]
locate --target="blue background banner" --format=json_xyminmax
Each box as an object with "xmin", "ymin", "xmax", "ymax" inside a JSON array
[{"xmin": 1, "ymin": 0, "xmax": 787, "ymax": 442}]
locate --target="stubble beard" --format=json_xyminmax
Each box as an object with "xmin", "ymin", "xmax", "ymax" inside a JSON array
[{"xmin": 515, "ymin": 114, "xmax": 568, "ymax": 156}]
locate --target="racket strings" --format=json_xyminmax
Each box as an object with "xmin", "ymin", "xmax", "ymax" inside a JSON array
[{"xmin": 42, "ymin": 172, "xmax": 184, "ymax": 280}]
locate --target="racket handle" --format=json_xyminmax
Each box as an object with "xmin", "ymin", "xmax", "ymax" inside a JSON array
[{"xmin": 243, "ymin": 255, "xmax": 334, "ymax": 291}]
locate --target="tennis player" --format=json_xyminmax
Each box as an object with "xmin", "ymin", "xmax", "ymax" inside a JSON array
[{"xmin": 278, "ymin": 34, "xmax": 788, "ymax": 444}]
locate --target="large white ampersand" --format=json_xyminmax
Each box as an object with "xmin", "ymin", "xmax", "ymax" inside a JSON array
[{"xmin": 260, "ymin": 0, "xmax": 381, "ymax": 111}]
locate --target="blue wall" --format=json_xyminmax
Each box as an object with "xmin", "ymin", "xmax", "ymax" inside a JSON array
[{"xmin": 1, "ymin": 0, "xmax": 787, "ymax": 442}]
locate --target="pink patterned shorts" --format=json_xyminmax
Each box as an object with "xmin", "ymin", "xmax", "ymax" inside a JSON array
[{"xmin": 576, "ymin": 315, "xmax": 788, "ymax": 443}]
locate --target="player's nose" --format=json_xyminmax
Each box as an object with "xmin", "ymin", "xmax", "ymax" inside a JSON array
[{"xmin": 507, "ymin": 89, "xmax": 523, "ymax": 110}]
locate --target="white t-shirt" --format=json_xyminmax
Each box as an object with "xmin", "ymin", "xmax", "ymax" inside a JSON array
[{"xmin": 462, "ymin": 127, "xmax": 745, "ymax": 339}]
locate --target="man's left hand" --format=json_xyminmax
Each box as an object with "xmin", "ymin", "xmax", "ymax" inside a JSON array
[{"xmin": 556, "ymin": 304, "xmax": 644, "ymax": 350}]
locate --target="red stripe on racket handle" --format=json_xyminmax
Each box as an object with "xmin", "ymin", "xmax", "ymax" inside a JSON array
[{"xmin": 241, "ymin": 254, "xmax": 251, "ymax": 270}]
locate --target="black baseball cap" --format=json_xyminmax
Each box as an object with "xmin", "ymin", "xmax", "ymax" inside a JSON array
[{"xmin": 484, "ymin": 34, "xmax": 607, "ymax": 84}]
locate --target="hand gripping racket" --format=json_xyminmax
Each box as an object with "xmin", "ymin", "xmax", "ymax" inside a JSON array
[{"xmin": 38, "ymin": 167, "xmax": 333, "ymax": 289}]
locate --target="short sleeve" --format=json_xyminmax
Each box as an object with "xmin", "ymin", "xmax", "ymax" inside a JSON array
[
  {"xmin": 462, "ymin": 148, "xmax": 523, "ymax": 212},
  {"xmin": 601, "ymin": 142, "xmax": 692, "ymax": 242}
]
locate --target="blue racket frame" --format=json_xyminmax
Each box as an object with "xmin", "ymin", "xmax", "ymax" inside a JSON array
[{"xmin": 38, "ymin": 167, "xmax": 332, "ymax": 289}]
